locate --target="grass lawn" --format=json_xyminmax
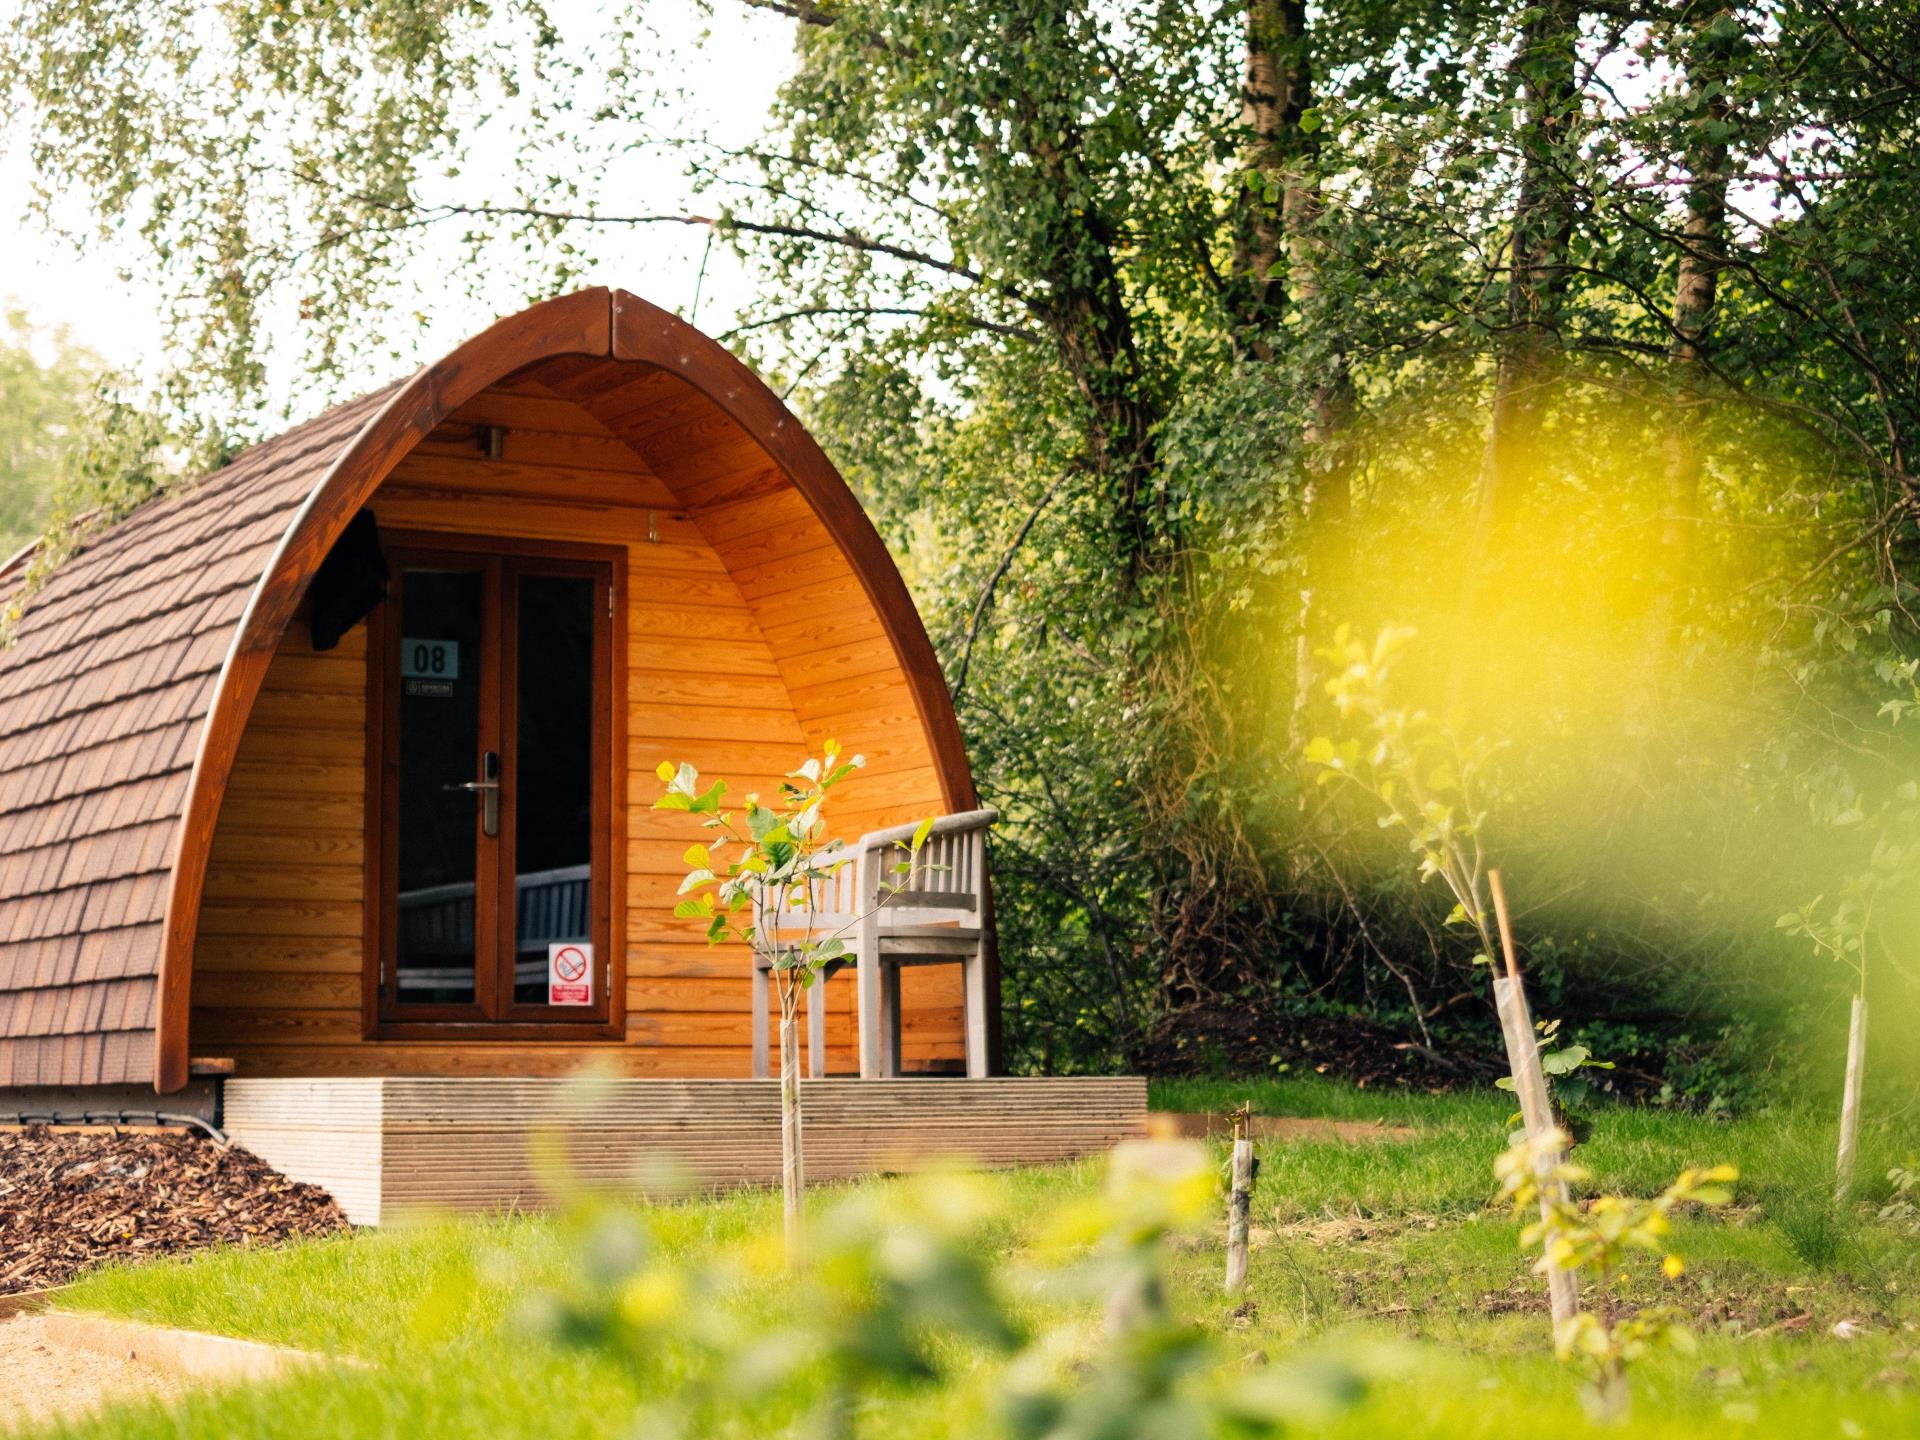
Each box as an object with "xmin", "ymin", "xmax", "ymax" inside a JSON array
[{"xmin": 28, "ymin": 1078, "xmax": 1920, "ymax": 1439}]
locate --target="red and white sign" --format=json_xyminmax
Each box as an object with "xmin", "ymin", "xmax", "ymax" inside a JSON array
[{"xmin": 548, "ymin": 943, "xmax": 593, "ymax": 1006}]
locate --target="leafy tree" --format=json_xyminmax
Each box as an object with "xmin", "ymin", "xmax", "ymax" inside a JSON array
[
  {"xmin": 9, "ymin": 0, "xmax": 1920, "ymax": 1084},
  {"xmin": 653, "ymin": 744, "xmax": 929, "ymax": 1260},
  {"xmin": 0, "ymin": 308, "xmax": 98, "ymax": 560}
]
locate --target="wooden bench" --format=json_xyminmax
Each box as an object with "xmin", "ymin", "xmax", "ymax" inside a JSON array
[{"xmin": 752, "ymin": 808, "xmax": 996, "ymax": 1079}]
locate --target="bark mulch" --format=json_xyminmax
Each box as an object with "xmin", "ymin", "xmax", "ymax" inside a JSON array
[{"xmin": 0, "ymin": 1127, "xmax": 348, "ymax": 1295}]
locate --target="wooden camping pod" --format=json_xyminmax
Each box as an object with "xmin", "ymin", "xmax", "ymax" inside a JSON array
[{"xmin": 0, "ymin": 288, "xmax": 990, "ymax": 1093}]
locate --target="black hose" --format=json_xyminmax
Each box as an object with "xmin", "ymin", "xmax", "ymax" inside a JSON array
[{"xmin": 5, "ymin": 1110, "xmax": 229, "ymax": 1146}]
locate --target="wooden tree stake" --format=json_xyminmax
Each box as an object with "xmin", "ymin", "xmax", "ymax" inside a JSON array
[
  {"xmin": 1225, "ymin": 1107, "xmax": 1253, "ymax": 1295},
  {"xmin": 1835, "ymin": 992, "xmax": 1868, "ymax": 1202},
  {"xmin": 1489, "ymin": 869, "xmax": 1580, "ymax": 1331}
]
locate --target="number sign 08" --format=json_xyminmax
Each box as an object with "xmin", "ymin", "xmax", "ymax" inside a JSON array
[{"xmin": 400, "ymin": 638, "xmax": 460, "ymax": 680}]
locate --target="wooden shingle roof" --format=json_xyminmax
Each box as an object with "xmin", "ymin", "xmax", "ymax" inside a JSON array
[{"xmin": 0, "ymin": 388, "xmax": 394, "ymax": 1086}]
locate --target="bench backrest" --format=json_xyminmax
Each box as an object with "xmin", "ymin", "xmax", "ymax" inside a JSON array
[{"xmin": 754, "ymin": 808, "xmax": 997, "ymax": 939}]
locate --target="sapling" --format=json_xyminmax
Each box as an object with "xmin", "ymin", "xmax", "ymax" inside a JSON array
[
  {"xmin": 534, "ymin": 1139, "xmax": 1369, "ymax": 1438},
  {"xmin": 654, "ymin": 742, "xmax": 931, "ymax": 1261},
  {"xmin": 1776, "ymin": 792, "xmax": 1920, "ymax": 1200},
  {"xmin": 1778, "ymin": 827, "xmax": 1903, "ymax": 1199},
  {"xmin": 1497, "ymin": 1128, "xmax": 1736, "ymax": 1424},
  {"xmin": 1307, "ymin": 625, "xmax": 1577, "ymax": 1324},
  {"xmin": 1494, "ymin": 1015, "xmax": 1616, "ymax": 1141},
  {"xmin": 1305, "ymin": 625, "xmax": 1504, "ymax": 974}
]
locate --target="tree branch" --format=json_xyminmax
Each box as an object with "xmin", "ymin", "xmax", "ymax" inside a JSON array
[
  {"xmin": 950, "ymin": 471, "xmax": 1072, "ymax": 704},
  {"xmin": 741, "ymin": 0, "xmax": 836, "ymax": 27},
  {"xmin": 719, "ymin": 304, "xmax": 1038, "ymax": 343}
]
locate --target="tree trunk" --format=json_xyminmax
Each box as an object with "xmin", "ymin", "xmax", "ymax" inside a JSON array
[
  {"xmin": 780, "ymin": 1005, "xmax": 805, "ymax": 1262},
  {"xmin": 1234, "ymin": 0, "xmax": 1309, "ymax": 341},
  {"xmin": 1632, "ymin": 15, "xmax": 1732, "ymax": 737},
  {"xmin": 1468, "ymin": 2, "xmax": 1578, "ymax": 563},
  {"xmin": 1235, "ymin": 1, "xmax": 1354, "ymax": 748}
]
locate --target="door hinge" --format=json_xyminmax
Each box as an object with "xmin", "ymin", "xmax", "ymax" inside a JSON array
[{"xmin": 607, "ymin": 585, "xmax": 614, "ymax": 620}]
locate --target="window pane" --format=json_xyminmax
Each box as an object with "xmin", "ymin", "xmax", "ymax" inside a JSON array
[
  {"xmin": 393, "ymin": 566, "xmax": 483, "ymax": 1005},
  {"xmin": 513, "ymin": 574, "xmax": 596, "ymax": 1005}
]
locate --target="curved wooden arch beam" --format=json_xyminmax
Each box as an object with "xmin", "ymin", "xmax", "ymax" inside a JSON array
[
  {"xmin": 153, "ymin": 286, "xmax": 986, "ymax": 1093},
  {"xmin": 153, "ymin": 289, "xmax": 615, "ymax": 1091}
]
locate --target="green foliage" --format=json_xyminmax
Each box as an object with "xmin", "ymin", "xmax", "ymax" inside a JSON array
[
  {"xmin": 1307, "ymin": 625, "xmax": 1503, "ymax": 969},
  {"xmin": 1497, "ymin": 1128, "xmax": 1737, "ymax": 1421},
  {"xmin": 0, "ymin": 308, "xmax": 99, "ymax": 560},
  {"xmin": 1759, "ymin": 1134, "xmax": 1861, "ymax": 1272},
  {"xmin": 1769, "ymin": 1188, "xmax": 1853, "ymax": 1273},
  {"xmin": 1774, "ymin": 800, "xmax": 1920, "ymax": 988},
  {"xmin": 1879, "ymin": 1160, "xmax": 1919, "ymax": 1224},
  {"xmin": 1494, "ymin": 1016, "xmax": 1617, "ymax": 1120},
  {"xmin": 651, "ymin": 741, "xmax": 880, "ymax": 983},
  {"xmin": 534, "ymin": 1140, "xmax": 1366, "ymax": 1439},
  {"xmin": 0, "ymin": 360, "xmax": 218, "ymax": 645},
  {"xmin": 43, "ymin": 1087, "xmax": 1920, "ymax": 1440},
  {"xmin": 10, "ymin": 0, "xmax": 1920, "ymax": 1087}
]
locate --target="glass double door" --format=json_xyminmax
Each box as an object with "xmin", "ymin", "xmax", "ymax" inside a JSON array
[{"xmin": 372, "ymin": 537, "xmax": 615, "ymax": 1030}]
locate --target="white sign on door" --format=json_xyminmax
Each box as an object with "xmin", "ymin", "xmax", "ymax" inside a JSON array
[{"xmin": 548, "ymin": 942, "xmax": 594, "ymax": 1007}]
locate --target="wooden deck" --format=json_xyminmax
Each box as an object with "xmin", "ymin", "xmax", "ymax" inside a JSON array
[{"xmin": 223, "ymin": 1075, "xmax": 1147, "ymax": 1224}]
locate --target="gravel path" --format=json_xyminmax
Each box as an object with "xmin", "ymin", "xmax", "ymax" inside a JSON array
[{"xmin": 0, "ymin": 1315, "xmax": 185, "ymax": 1430}]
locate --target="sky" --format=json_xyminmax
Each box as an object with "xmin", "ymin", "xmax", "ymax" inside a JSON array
[{"xmin": 0, "ymin": 0, "xmax": 799, "ymax": 414}]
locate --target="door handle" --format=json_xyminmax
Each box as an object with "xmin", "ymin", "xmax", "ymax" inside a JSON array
[{"xmin": 444, "ymin": 750, "xmax": 501, "ymax": 836}]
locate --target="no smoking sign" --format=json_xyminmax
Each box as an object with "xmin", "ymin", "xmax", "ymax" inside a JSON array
[{"xmin": 548, "ymin": 943, "xmax": 594, "ymax": 1007}]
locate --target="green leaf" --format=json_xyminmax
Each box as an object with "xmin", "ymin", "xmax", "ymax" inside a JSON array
[
  {"xmin": 1541, "ymin": 1045, "xmax": 1590, "ymax": 1076},
  {"xmin": 911, "ymin": 816, "xmax": 935, "ymax": 852},
  {"xmin": 682, "ymin": 843, "xmax": 710, "ymax": 869}
]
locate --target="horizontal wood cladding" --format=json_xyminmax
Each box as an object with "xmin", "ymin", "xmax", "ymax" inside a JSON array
[
  {"xmin": 223, "ymin": 1076, "xmax": 1147, "ymax": 1223},
  {"xmin": 189, "ymin": 373, "xmax": 958, "ymax": 1080}
]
